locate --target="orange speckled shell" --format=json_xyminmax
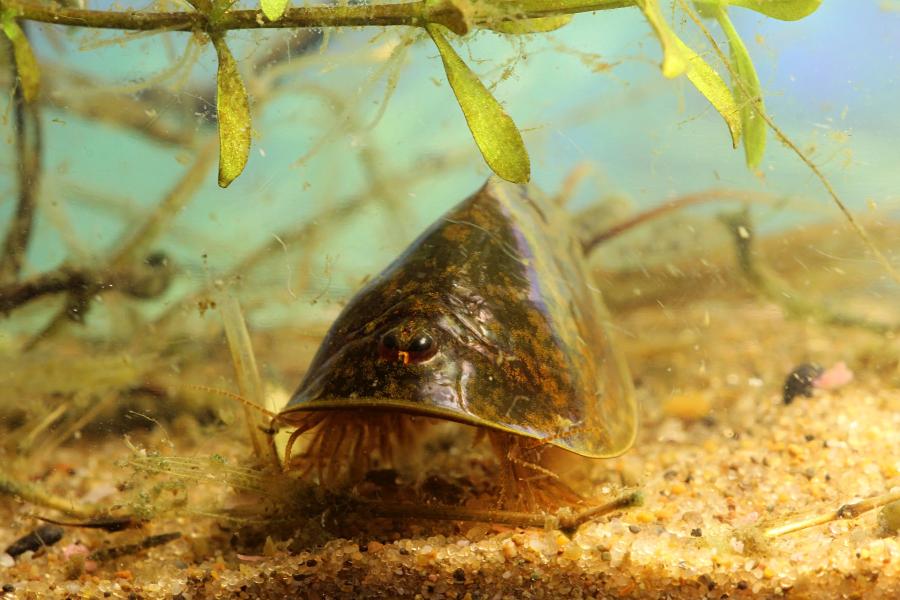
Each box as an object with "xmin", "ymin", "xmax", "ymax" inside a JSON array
[{"xmin": 281, "ymin": 179, "xmax": 637, "ymax": 458}]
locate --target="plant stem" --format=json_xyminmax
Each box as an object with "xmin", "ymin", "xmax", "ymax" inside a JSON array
[
  {"xmin": 0, "ymin": 25, "xmax": 42, "ymax": 283},
  {"xmin": 3, "ymin": 0, "xmax": 633, "ymax": 32},
  {"xmin": 721, "ymin": 209, "xmax": 898, "ymax": 335},
  {"xmin": 581, "ymin": 188, "xmax": 770, "ymax": 254},
  {"xmin": 0, "ymin": 468, "xmax": 94, "ymax": 519}
]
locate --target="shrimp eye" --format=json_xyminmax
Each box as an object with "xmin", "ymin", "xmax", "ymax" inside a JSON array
[
  {"xmin": 380, "ymin": 331, "xmax": 400, "ymax": 351},
  {"xmin": 377, "ymin": 329, "xmax": 437, "ymax": 364},
  {"xmin": 408, "ymin": 334, "xmax": 434, "ymax": 356}
]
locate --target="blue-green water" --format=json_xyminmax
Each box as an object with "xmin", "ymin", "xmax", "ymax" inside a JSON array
[{"xmin": 1, "ymin": 1, "xmax": 897, "ymax": 334}]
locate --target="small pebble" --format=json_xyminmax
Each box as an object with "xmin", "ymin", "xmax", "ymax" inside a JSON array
[
  {"xmin": 2, "ymin": 583, "xmax": 14, "ymax": 594},
  {"xmin": 783, "ymin": 363, "xmax": 823, "ymax": 404},
  {"xmin": 4, "ymin": 525, "xmax": 65, "ymax": 558},
  {"xmin": 452, "ymin": 567, "xmax": 466, "ymax": 582},
  {"xmin": 814, "ymin": 361, "xmax": 854, "ymax": 390},
  {"xmin": 628, "ymin": 525, "xmax": 641, "ymax": 534},
  {"xmin": 691, "ymin": 528, "xmax": 703, "ymax": 537}
]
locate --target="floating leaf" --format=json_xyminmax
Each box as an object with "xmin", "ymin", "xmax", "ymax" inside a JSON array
[
  {"xmin": 674, "ymin": 35, "xmax": 742, "ymax": 147},
  {"xmin": 426, "ymin": 24, "xmax": 530, "ymax": 183},
  {"xmin": 212, "ymin": 35, "xmax": 251, "ymax": 188},
  {"xmin": 716, "ymin": 8, "xmax": 766, "ymax": 167},
  {"xmin": 488, "ymin": 14, "xmax": 573, "ymax": 34},
  {"xmin": 0, "ymin": 16, "xmax": 40, "ymax": 104},
  {"xmin": 695, "ymin": 0, "xmax": 821, "ymax": 20},
  {"xmin": 635, "ymin": 0, "xmax": 687, "ymax": 78},
  {"xmin": 260, "ymin": 0, "xmax": 289, "ymax": 22}
]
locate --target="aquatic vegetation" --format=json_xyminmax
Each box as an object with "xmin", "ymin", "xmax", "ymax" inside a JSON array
[{"xmin": 0, "ymin": 0, "xmax": 819, "ymax": 184}]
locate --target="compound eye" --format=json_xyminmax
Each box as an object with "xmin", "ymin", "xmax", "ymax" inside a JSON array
[
  {"xmin": 377, "ymin": 329, "xmax": 437, "ymax": 364},
  {"xmin": 380, "ymin": 331, "xmax": 400, "ymax": 352},
  {"xmin": 406, "ymin": 333, "xmax": 436, "ymax": 363}
]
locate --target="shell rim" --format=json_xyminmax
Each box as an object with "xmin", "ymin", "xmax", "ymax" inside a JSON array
[{"xmin": 277, "ymin": 396, "xmax": 637, "ymax": 459}]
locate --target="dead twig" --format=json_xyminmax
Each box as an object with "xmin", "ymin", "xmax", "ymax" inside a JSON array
[
  {"xmin": 0, "ymin": 255, "xmax": 174, "ymax": 316},
  {"xmin": 764, "ymin": 490, "xmax": 900, "ymax": 538},
  {"xmin": 23, "ymin": 140, "xmax": 216, "ymax": 350}
]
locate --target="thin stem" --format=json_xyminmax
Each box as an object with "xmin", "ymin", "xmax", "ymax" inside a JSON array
[
  {"xmin": 109, "ymin": 137, "xmax": 217, "ymax": 269},
  {"xmin": 721, "ymin": 209, "xmax": 898, "ymax": 335},
  {"xmin": 676, "ymin": 0, "xmax": 900, "ymax": 285},
  {"xmin": 581, "ymin": 188, "xmax": 770, "ymax": 255},
  {"xmin": 764, "ymin": 490, "xmax": 900, "ymax": 538},
  {"xmin": 219, "ymin": 294, "xmax": 281, "ymax": 468},
  {"xmin": 0, "ymin": 26, "xmax": 42, "ymax": 282},
  {"xmin": 23, "ymin": 140, "xmax": 215, "ymax": 350},
  {"xmin": 0, "ymin": 468, "xmax": 94, "ymax": 519}
]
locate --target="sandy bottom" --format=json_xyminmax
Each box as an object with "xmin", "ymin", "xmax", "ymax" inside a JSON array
[{"xmin": 1, "ymin": 300, "xmax": 899, "ymax": 599}]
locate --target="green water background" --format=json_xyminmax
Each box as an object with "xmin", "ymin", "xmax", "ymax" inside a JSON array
[{"xmin": 1, "ymin": 1, "xmax": 897, "ymax": 330}]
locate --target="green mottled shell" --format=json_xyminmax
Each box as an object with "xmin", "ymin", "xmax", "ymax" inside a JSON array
[{"xmin": 282, "ymin": 180, "xmax": 637, "ymax": 458}]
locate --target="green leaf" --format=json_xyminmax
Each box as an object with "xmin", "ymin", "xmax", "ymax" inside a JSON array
[
  {"xmin": 635, "ymin": 0, "xmax": 687, "ymax": 78},
  {"xmin": 693, "ymin": 0, "xmax": 723, "ymax": 19},
  {"xmin": 695, "ymin": 0, "xmax": 822, "ymax": 20},
  {"xmin": 1, "ymin": 16, "xmax": 40, "ymax": 104},
  {"xmin": 426, "ymin": 23, "xmax": 530, "ymax": 183},
  {"xmin": 716, "ymin": 8, "xmax": 766, "ymax": 167},
  {"xmin": 212, "ymin": 35, "xmax": 251, "ymax": 188},
  {"xmin": 260, "ymin": 0, "xmax": 289, "ymax": 22},
  {"xmin": 673, "ymin": 35, "xmax": 742, "ymax": 148},
  {"xmin": 488, "ymin": 14, "xmax": 573, "ymax": 34}
]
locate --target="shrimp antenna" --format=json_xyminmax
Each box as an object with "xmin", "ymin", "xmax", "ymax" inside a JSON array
[{"xmin": 185, "ymin": 384, "xmax": 279, "ymax": 420}]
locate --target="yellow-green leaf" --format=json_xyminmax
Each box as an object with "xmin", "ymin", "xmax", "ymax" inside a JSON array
[
  {"xmin": 212, "ymin": 35, "xmax": 251, "ymax": 188},
  {"xmin": 1, "ymin": 16, "xmax": 40, "ymax": 104},
  {"xmin": 695, "ymin": 0, "xmax": 821, "ymax": 20},
  {"xmin": 692, "ymin": 0, "xmax": 723, "ymax": 19},
  {"xmin": 488, "ymin": 14, "xmax": 573, "ymax": 34},
  {"xmin": 717, "ymin": 8, "xmax": 766, "ymax": 167},
  {"xmin": 426, "ymin": 23, "xmax": 530, "ymax": 183},
  {"xmin": 674, "ymin": 35, "xmax": 742, "ymax": 147},
  {"xmin": 260, "ymin": 0, "xmax": 289, "ymax": 22},
  {"xmin": 635, "ymin": 0, "xmax": 687, "ymax": 78}
]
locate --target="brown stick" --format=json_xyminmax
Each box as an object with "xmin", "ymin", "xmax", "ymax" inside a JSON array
[
  {"xmin": 0, "ymin": 259, "xmax": 174, "ymax": 316},
  {"xmin": 0, "ymin": 267, "xmax": 90, "ymax": 314},
  {"xmin": 581, "ymin": 188, "xmax": 769, "ymax": 255}
]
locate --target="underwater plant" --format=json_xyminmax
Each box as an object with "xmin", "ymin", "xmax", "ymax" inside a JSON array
[{"xmin": 1, "ymin": 0, "xmax": 819, "ymax": 187}]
